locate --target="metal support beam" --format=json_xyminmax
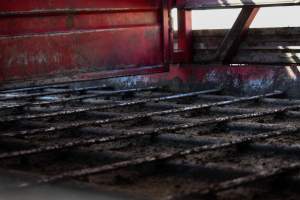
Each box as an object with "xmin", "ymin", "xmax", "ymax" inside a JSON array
[
  {"xmin": 175, "ymin": 8, "xmax": 193, "ymax": 63},
  {"xmin": 217, "ymin": 7, "xmax": 260, "ymax": 63},
  {"xmin": 162, "ymin": 0, "xmax": 173, "ymax": 66}
]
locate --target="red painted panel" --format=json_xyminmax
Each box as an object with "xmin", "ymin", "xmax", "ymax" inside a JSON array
[
  {"xmin": 0, "ymin": 0, "xmax": 170, "ymax": 84},
  {"xmin": 0, "ymin": 26, "xmax": 162, "ymax": 81},
  {"xmin": 175, "ymin": 9, "xmax": 192, "ymax": 63},
  {"xmin": 0, "ymin": 11, "xmax": 159, "ymax": 36},
  {"xmin": 0, "ymin": 0, "xmax": 160, "ymax": 12}
]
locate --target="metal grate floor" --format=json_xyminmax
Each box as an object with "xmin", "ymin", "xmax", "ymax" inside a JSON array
[{"xmin": 1, "ymin": 82, "xmax": 300, "ymax": 200}]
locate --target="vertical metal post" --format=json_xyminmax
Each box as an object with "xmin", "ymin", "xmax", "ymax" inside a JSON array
[{"xmin": 177, "ymin": 9, "xmax": 192, "ymax": 63}]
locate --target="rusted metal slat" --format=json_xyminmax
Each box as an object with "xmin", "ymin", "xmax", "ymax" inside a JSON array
[
  {"xmin": 0, "ymin": 102, "xmax": 296, "ymax": 160},
  {"xmin": 0, "ymin": 88, "xmax": 220, "ymax": 122},
  {"xmin": 0, "ymin": 86, "xmax": 158, "ymax": 111},
  {"xmin": 19, "ymin": 127, "xmax": 298, "ymax": 187},
  {"xmin": 0, "ymin": 65, "xmax": 167, "ymax": 94},
  {"xmin": 0, "ymin": 85, "xmax": 112, "ymax": 101},
  {"xmin": 0, "ymin": 91, "xmax": 282, "ymax": 137},
  {"xmin": 171, "ymin": 162, "xmax": 300, "ymax": 200},
  {"xmin": 0, "ymin": 85, "xmax": 69, "ymax": 94}
]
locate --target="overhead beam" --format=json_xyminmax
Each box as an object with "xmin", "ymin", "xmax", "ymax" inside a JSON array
[
  {"xmin": 216, "ymin": 6, "xmax": 260, "ymax": 63},
  {"xmin": 177, "ymin": 0, "xmax": 300, "ymax": 9}
]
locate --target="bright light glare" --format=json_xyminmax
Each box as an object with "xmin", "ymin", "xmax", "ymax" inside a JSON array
[
  {"xmin": 192, "ymin": 8, "xmax": 241, "ymax": 29},
  {"xmin": 285, "ymin": 66, "xmax": 298, "ymax": 80},
  {"xmin": 251, "ymin": 6, "xmax": 300, "ymax": 28},
  {"xmin": 188, "ymin": 6, "xmax": 300, "ymax": 30}
]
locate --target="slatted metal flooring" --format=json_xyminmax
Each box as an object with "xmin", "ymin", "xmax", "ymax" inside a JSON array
[{"xmin": 1, "ymin": 82, "xmax": 300, "ymax": 200}]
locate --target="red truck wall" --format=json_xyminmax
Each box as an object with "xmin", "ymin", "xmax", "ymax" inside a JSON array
[{"xmin": 0, "ymin": 0, "xmax": 169, "ymax": 86}]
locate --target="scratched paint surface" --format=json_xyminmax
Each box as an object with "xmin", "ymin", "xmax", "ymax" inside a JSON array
[
  {"xmin": 0, "ymin": 0, "xmax": 165, "ymax": 83},
  {"xmin": 106, "ymin": 64, "xmax": 299, "ymax": 96}
]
